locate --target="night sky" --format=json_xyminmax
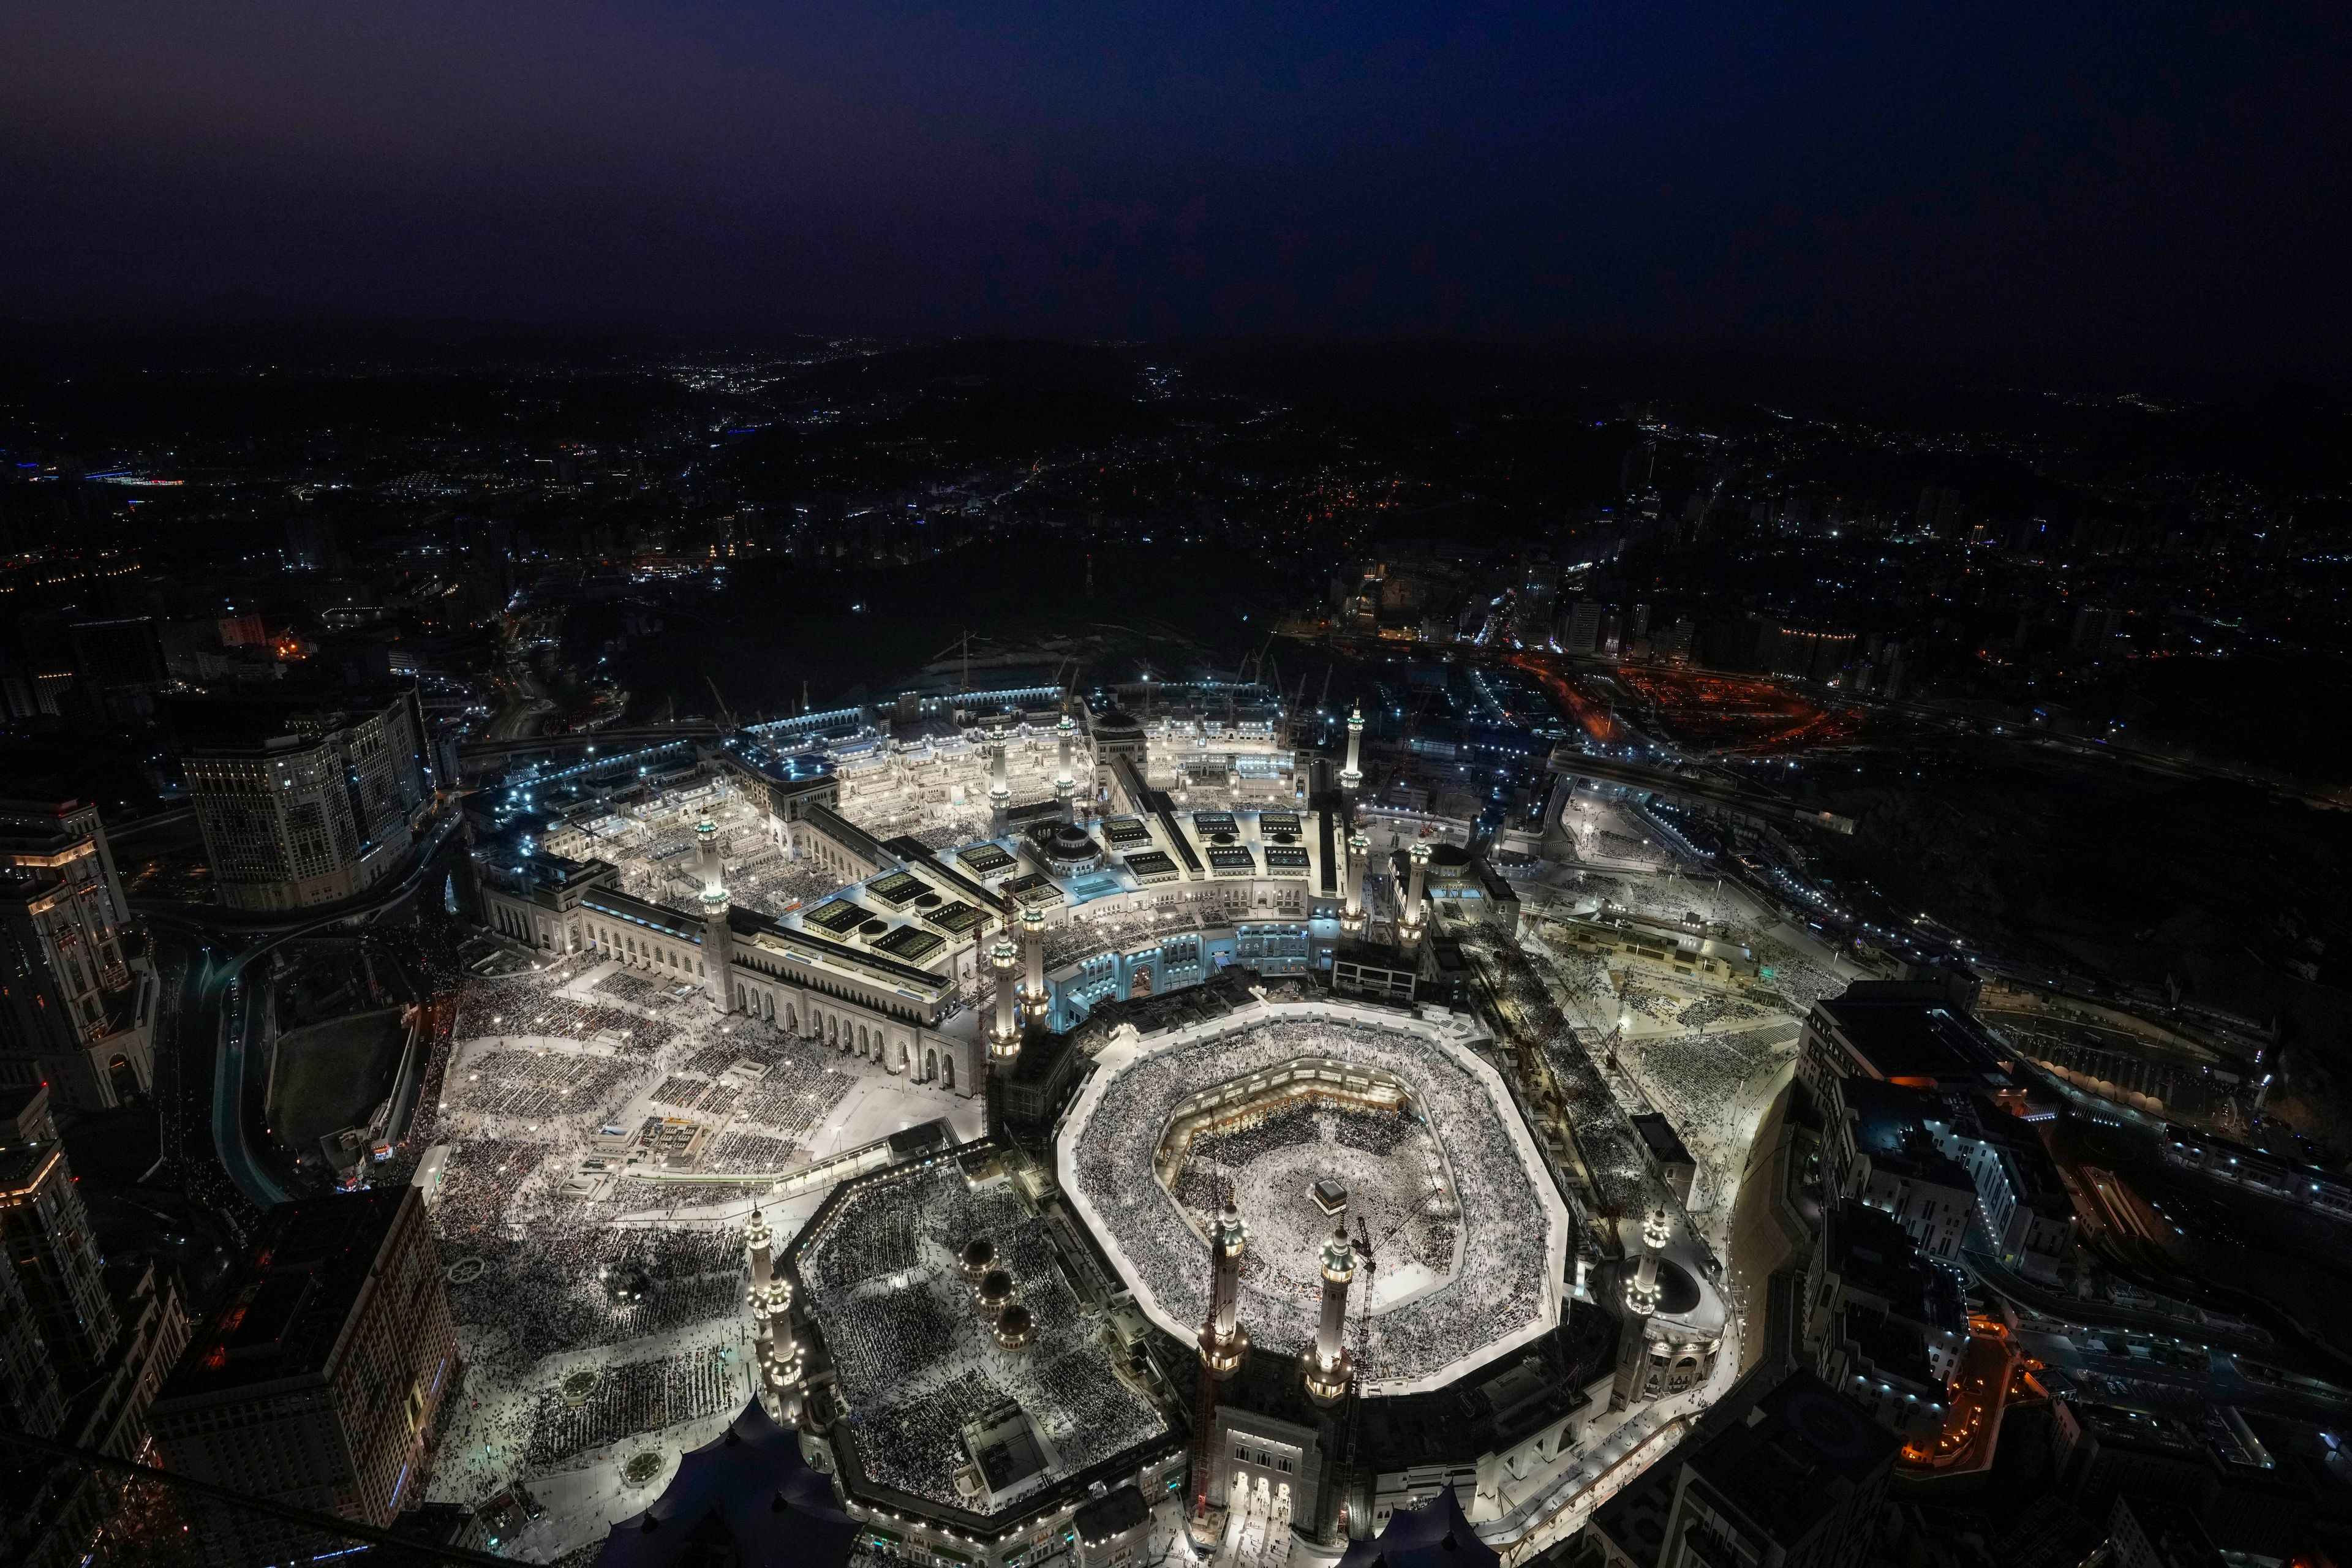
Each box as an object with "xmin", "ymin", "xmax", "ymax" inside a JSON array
[{"xmin": 5, "ymin": 2, "xmax": 2346, "ymax": 369}]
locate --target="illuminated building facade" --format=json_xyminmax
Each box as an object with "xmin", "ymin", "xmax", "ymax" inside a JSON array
[{"xmin": 149, "ymin": 1186, "xmax": 457, "ymax": 1568}]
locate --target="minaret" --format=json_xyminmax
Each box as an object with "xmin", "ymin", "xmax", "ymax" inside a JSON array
[
  {"xmin": 1340, "ymin": 829, "xmax": 1370, "ymax": 936},
  {"xmin": 745, "ymin": 1207, "xmax": 803, "ymax": 1423},
  {"xmin": 1055, "ymin": 712, "xmax": 1078, "ymax": 824},
  {"xmin": 988, "ymin": 738, "xmax": 1011, "ymax": 838},
  {"xmin": 746, "ymin": 1204, "xmax": 774, "ymax": 1291},
  {"xmin": 1340, "ymin": 703, "xmax": 1365, "ymax": 793},
  {"xmin": 1301, "ymin": 1220, "xmax": 1357, "ymax": 1403},
  {"xmin": 695, "ymin": 820, "xmax": 734, "ymax": 1010},
  {"xmin": 1611, "ymin": 1208, "xmax": 1673, "ymax": 1411},
  {"xmin": 1189, "ymin": 1202, "xmax": 1251, "ymax": 1527},
  {"xmin": 989, "ymin": 906, "xmax": 1022, "ymax": 1065},
  {"xmin": 1624, "ymin": 1208, "xmax": 1670, "ymax": 1317},
  {"xmin": 1019, "ymin": 902, "xmax": 1049, "ymax": 1025},
  {"xmin": 1398, "ymin": 840, "xmax": 1431, "ymax": 943}
]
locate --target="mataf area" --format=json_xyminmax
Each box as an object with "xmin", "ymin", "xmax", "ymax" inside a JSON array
[{"xmin": 1060, "ymin": 998, "xmax": 1570, "ymax": 1395}]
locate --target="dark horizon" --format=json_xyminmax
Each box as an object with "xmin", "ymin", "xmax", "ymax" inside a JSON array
[
  {"xmin": 5, "ymin": 1, "xmax": 2348, "ymax": 378},
  {"xmin": 4, "ymin": 307, "xmax": 2345, "ymax": 403}
]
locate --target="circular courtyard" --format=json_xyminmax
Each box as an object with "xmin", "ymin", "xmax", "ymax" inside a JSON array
[{"xmin": 1059, "ymin": 1001, "xmax": 1570, "ymax": 1393}]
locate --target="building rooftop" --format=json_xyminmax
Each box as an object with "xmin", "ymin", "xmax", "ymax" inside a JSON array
[
  {"xmin": 156, "ymin": 1186, "xmax": 415, "ymax": 1402},
  {"xmin": 1835, "ymin": 1303, "xmax": 1937, "ymax": 1387},
  {"xmin": 1681, "ymin": 1371, "xmax": 1896, "ymax": 1548},
  {"xmin": 1814, "ymin": 983, "xmax": 2010, "ymax": 1088},
  {"xmin": 1630, "ymin": 1111, "xmax": 1695, "ymax": 1171},
  {"xmin": 2065, "ymin": 1398, "xmax": 2209, "ymax": 1460},
  {"xmin": 1071, "ymin": 1485, "xmax": 1148, "ymax": 1545},
  {"xmin": 1822, "ymin": 1201, "xmax": 1964, "ymax": 1334},
  {"xmin": 786, "ymin": 1142, "xmax": 1176, "ymax": 1526}
]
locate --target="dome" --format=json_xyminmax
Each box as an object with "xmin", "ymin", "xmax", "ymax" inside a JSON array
[
  {"xmin": 976, "ymin": 1268, "xmax": 1016, "ymax": 1317},
  {"xmin": 993, "ymin": 1303, "xmax": 1035, "ymax": 1349},
  {"xmin": 1044, "ymin": 823, "xmax": 1095, "ymax": 857},
  {"xmin": 1651, "ymin": 1259, "xmax": 1703, "ymax": 1316},
  {"xmin": 959, "ymin": 1238, "xmax": 997, "ymax": 1279},
  {"xmin": 1039, "ymin": 821, "xmax": 1103, "ymax": 873}
]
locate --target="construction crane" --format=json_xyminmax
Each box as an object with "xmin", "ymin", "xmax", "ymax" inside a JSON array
[
  {"xmin": 706, "ymin": 676, "xmax": 739, "ymax": 733},
  {"xmin": 1338, "ymin": 1212, "xmax": 1378, "ymax": 1539}
]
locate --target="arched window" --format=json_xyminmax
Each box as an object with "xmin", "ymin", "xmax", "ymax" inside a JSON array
[{"xmin": 941, "ymin": 1055, "xmax": 954, "ymax": 1090}]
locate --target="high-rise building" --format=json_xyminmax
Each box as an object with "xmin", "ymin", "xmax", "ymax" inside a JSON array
[
  {"xmin": 149, "ymin": 1186, "xmax": 458, "ymax": 1568},
  {"xmin": 0, "ymin": 1082, "xmax": 189, "ymax": 1568},
  {"xmin": 0, "ymin": 1082, "xmax": 120, "ymax": 1382},
  {"xmin": 0, "ymin": 798, "xmax": 155, "ymax": 1109},
  {"xmin": 1654, "ymin": 617, "xmax": 1696, "ymax": 664},
  {"xmin": 1803, "ymin": 1199, "xmax": 1966, "ymax": 1443},
  {"xmin": 178, "ymin": 692, "xmax": 431, "ymax": 911},
  {"xmin": 0, "ymin": 1224, "xmax": 67, "ymax": 1434},
  {"xmin": 1561, "ymin": 600, "xmax": 1604, "ymax": 655},
  {"xmin": 1651, "ymin": 1370, "xmax": 1896, "ymax": 1568}
]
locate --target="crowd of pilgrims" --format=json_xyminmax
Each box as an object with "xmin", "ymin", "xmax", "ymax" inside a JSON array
[
  {"xmin": 381, "ymin": 951, "xmax": 861, "ymax": 1408},
  {"xmin": 1621, "ymin": 1021, "xmax": 1793, "ymax": 1194},
  {"xmin": 1542, "ymin": 870, "xmax": 1848, "ymax": 1015},
  {"xmin": 439, "ymin": 1199, "xmax": 747, "ymax": 1373},
  {"xmin": 522, "ymin": 1348, "xmax": 745, "ymax": 1469},
  {"xmin": 450, "ymin": 973, "xmax": 677, "ymax": 1059},
  {"xmin": 799, "ymin": 1159, "xmax": 1167, "ymax": 1507},
  {"xmin": 1479, "ymin": 941, "xmax": 1669, "ymax": 1219},
  {"xmin": 420, "ymin": 947, "xmax": 859, "ymax": 1154},
  {"xmin": 1170, "ymin": 1102, "xmax": 1460, "ymax": 1280},
  {"xmin": 1069, "ymin": 1017, "xmax": 1554, "ymax": 1384},
  {"xmin": 1493, "ymin": 933, "xmax": 1790, "ymax": 1220}
]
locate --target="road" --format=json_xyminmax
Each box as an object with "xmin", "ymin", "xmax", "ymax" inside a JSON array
[
  {"xmin": 2010, "ymin": 1310, "xmax": 2352, "ymax": 1423},
  {"xmin": 143, "ymin": 810, "xmax": 467, "ymax": 1212},
  {"xmin": 1544, "ymin": 748, "xmax": 1857, "ymax": 834},
  {"xmin": 487, "ymin": 659, "xmax": 558, "ymax": 743}
]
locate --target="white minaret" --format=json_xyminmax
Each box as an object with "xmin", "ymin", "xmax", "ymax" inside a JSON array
[
  {"xmin": 1200, "ymin": 1201, "xmax": 1250, "ymax": 1373},
  {"xmin": 1341, "ymin": 829, "xmax": 1370, "ymax": 936},
  {"xmin": 988, "ymin": 737, "xmax": 1012, "ymax": 838},
  {"xmin": 1624, "ymin": 1208, "xmax": 1671, "ymax": 1317},
  {"xmin": 1399, "ymin": 840, "xmax": 1431, "ymax": 942},
  {"xmin": 1302, "ymin": 1221, "xmax": 1357, "ymax": 1403},
  {"xmin": 989, "ymin": 909, "xmax": 1022, "ymax": 1063},
  {"xmin": 1188, "ymin": 1200, "xmax": 1251, "ymax": 1530},
  {"xmin": 1340, "ymin": 703, "xmax": 1365, "ymax": 793},
  {"xmin": 1055, "ymin": 713, "xmax": 1078, "ymax": 824},
  {"xmin": 695, "ymin": 820, "xmax": 734, "ymax": 1010},
  {"xmin": 745, "ymin": 1207, "xmax": 802, "ymax": 1423},
  {"xmin": 745, "ymin": 1204, "xmax": 774, "ymax": 1291},
  {"xmin": 1019, "ymin": 902, "xmax": 1049, "ymax": 1025}
]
